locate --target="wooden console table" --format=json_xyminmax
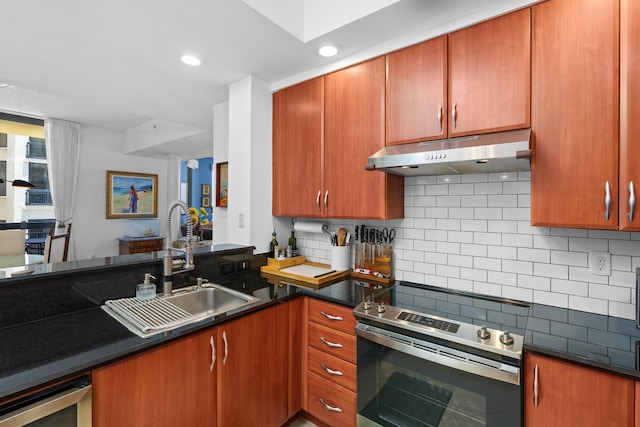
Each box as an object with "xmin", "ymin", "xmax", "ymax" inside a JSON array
[{"xmin": 117, "ymin": 237, "xmax": 165, "ymax": 255}]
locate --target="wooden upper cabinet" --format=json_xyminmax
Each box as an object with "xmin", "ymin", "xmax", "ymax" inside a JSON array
[
  {"xmin": 272, "ymin": 77, "xmax": 324, "ymax": 217},
  {"xmin": 386, "ymin": 35, "xmax": 448, "ymax": 145},
  {"xmin": 324, "ymin": 57, "xmax": 404, "ymax": 219},
  {"xmin": 524, "ymin": 353, "xmax": 634, "ymax": 427},
  {"xmin": 448, "ymin": 8, "xmax": 531, "ymax": 137},
  {"xmin": 531, "ymin": 0, "xmax": 619, "ymax": 229},
  {"xmin": 620, "ymin": 0, "xmax": 640, "ymax": 230}
]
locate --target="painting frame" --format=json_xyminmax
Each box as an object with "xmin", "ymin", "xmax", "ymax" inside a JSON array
[
  {"xmin": 106, "ymin": 170, "xmax": 158, "ymax": 219},
  {"xmin": 216, "ymin": 162, "xmax": 228, "ymax": 207},
  {"xmin": 201, "ymin": 196, "xmax": 211, "ymax": 208},
  {"xmin": 201, "ymin": 184, "xmax": 211, "ymax": 196}
]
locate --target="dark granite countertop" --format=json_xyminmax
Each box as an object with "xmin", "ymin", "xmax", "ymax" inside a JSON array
[
  {"xmin": 523, "ymin": 303, "xmax": 640, "ymax": 379},
  {"xmin": 4, "ymin": 261, "xmax": 640, "ymax": 403},
  {"xmin": 0, "ymin": 259, "xmax": 383, "ymax": 402}
]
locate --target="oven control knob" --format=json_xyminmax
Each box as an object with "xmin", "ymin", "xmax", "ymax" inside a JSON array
[
  {"xmin": 376, "ymin": 302, "xmax": 387, "ymax": 314},
  {"xmin": 363, "ymin": 299, "xmax": 373, "ymax": 311},
  {"xmin": 477, "ymin": 325, "xmax": 491, "ymax": 340},
  {"xmin": 500, "ymin": 331, "xmax": 515, "ymax": 345}
]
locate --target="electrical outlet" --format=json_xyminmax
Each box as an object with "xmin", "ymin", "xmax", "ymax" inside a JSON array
[
  {"xmin": 238, "ymin": 213, "xmax": 244, "ymax": 228},
  {"xmin": 589, "ymin": 251, "xmax": 611, "ymax": 276}
]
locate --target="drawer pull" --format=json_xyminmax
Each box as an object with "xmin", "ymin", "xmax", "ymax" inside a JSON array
[
  {"xmin": 320, "ymin": 311, "xmax": 343, "ymax": 321},
  {"xmin": 209, "ymin": 335, "xmax": 215, "ymax": 372},
  {"xmin": 320, "ymin": 363, "xmax": 343, "ymax": 376},
  {"xmin": 320, "ymin": 398, "xmax": 343, "ymax": 413},
  {"xmin": 320, "ymin": 337, "xmax": 343, "ymax": 348}
]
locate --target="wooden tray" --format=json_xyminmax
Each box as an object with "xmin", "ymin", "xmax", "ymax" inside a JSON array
[{"xmin": 260, "ymin": 257, "xmax": 350, "ymax": 285}]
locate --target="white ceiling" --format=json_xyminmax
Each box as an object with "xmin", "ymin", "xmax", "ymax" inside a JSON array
[{"xmin": 0, "ymin": 0, "xmax": 537, "ymax": 160}]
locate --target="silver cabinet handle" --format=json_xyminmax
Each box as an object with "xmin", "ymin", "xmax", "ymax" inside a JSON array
[
  {"xmin": 319, "ymin": 398, "xmax": 343, "ymax": 413},
  {"xmin": 222, "ymin": 330, "xmax": 229, "ymax": 366},
  {"xmin": 320, "ymin": 337, "xmax": 343, "ymax": 348},
  {"xmin": 533, "ymin": 364, "xmax": 539, "ymax": 407},
  {"xmin": 451, "ymin": 101, "xmax": 457, "ymax": 130},
  {"xmin": 324, "ymin": 190, "xmax": 329, "ymax": 213},
  {"xmin": 437, "ymin": 103, "xmax": 443, "ymax": 133},
  {"xmin": 629, "ymin": 181, "xmax": 636, "ymax": 223},
  {"xmin": 320, "ymin": 363, "xmax": 343, "ymax": 376},
  {"xmin": 320, "ymin": 311, "xmax": 343, "ymax": 321},
  {"xmin": 209, "ymin": 335, "xmax": 216, "ymax": 372},
  {"xmin": 316, "ymin": 190, "xmax": 321, "ymax": 213},
  {"xmin": 604, "ymin": 181, "xmax": 611, "ymax": 221}
]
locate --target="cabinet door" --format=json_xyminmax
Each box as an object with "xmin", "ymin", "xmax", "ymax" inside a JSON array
[
  {"xmin": 448, "ymin": 8, "xmax": 530, "ymax": 137},
  {"xmin": 92, "ymin": 329, "xmax": 216, "ymax": 427},
  {"xmin": 620, "ymin": 0, "xmax": 640, "ymax": 230},
  {"xmin": 273, "ymin": 77, "xmax": 324, "ymax": 217},
  {"xmin": 531, "ymin": 0, "xmax": 619, "ymax": 229},
  {"xmin": 386, "ymin": 36, "xmax": 448, "ymax": 145},
  {"xmin": 217, "ymin": 304, "xmax": 289, "ymax": 427},
  {"xmin": 524, "ymin": 353, "xmax": 634, "ymax": 427},
  {"xmin": 324, "ymin": 57, "xmax": 404, "ymax": 219}
]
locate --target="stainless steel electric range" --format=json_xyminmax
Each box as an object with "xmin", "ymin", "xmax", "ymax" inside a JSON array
[{"xmin": 353, "ymin": 282, "xmax": 530, "ymax": 427}]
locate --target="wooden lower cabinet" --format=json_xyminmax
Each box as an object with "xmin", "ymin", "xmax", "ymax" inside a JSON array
[
  {"xmin": 216, "ymin": 303, "xmax": 289, "ymax": 427},
  {"xmin": 524, "ymin": 353, "xmax": 634, "ymax": 427},
  {"xmin": 92, "ymin": 303, "xmax": 292, "ymax": 427},
  {"xmin": 92, "ymin": 328, "xmax": 216, "ymax": 427},
  {"xmin": 304, "ymin": 298, "xmax": 357, "ymax": 427}
]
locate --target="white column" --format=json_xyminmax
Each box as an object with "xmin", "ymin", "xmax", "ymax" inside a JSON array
[{"xmin": 227, "ymin": 76, "xmax": 272, "ymax": 252}]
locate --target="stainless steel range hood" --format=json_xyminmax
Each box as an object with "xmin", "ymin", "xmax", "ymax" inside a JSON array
[{"xmin": 366, "ymin": 128, "xmax": 531, "ymax": 176}]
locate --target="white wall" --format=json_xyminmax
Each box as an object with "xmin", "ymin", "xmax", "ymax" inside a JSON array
[
  {"xmin": 294, "ymin": 172, "xmax": 640, "ymax": 321},
  {"xmin": 73, "ymin": 125, "xmax": 169, "ymax": 259},
  {"xmin": 213, "ymin": 102, "xmax": 229, "ymax": 244},
  {"xmin": 227, "ymin": 76, "xmax": 273, "ymax": 253}
]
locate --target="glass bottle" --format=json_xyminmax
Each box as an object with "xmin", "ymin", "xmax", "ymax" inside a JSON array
[
  {"xmin": 288, "ymin": 231, "xmax": 297, "ymax": 257},
  {"xmin": 269, "ymin": 230, "xmax": 278, "ymax": 258}
]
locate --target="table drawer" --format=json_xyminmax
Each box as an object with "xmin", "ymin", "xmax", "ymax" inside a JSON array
[
  {"xmin": 307, "ymin": 371, "xmax": 356, "ymax": 427},
  {"xmin": 308, "ymin": 298, "xmax": 357, "ymax": 334},
  {"xmin": 308, "ymin": 346, "xmax": 356, "ymax": 392},
  {"xmin": 308, "ymin": 322, "xmax": 356, "ymax": 363}
]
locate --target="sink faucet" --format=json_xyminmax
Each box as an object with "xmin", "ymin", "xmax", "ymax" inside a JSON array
[{"xmin": 163, "ymin": 200, "xmax": 195, "ymax": 296}]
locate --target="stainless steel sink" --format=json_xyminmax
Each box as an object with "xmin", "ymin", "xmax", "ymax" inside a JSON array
[{"xmin": 102, "ymin": 283, "xmax": 261, "ymax": 338}]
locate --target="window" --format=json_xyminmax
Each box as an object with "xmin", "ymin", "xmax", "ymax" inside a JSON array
[{"xmin": 0, "ymin": 133, "xmax": 7, "ymax": 148}]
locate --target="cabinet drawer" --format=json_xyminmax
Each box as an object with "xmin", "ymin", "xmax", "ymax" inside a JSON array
[
  {"xmin": 308, "ymin": 298, "xmax": 357, "ymax": 334},
  {"xmin": 308, "ymin": 346, "xmax": 356, "ymax": 392},
  {"xmin": 308, "ymin": 322, "xmax": 356, "ymax": 363},
  {"xmin": 307, "ymin": 371, "xmax": 356, "ymax": 427}
]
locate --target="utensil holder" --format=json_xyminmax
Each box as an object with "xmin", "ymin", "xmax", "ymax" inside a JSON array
[{"xmin": 331, "ymin": 246, "xmax": 351, "ymax": 271}]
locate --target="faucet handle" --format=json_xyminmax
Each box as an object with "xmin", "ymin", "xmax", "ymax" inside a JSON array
[{"xmin": 196, "ymin": 277, "xmax": 209, "ymax": 288}]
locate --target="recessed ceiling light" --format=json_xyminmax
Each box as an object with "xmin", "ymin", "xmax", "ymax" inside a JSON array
[
  {"xmin": 0, "ymin": 83, "xmax": 14, "ymax": 89},
  {"xmin": 180, "ymin": 55, "xmax": 201, "ymax": 66},
  {"xmin": 315, "ymin": 43, "xmax": 341, "ymax": 58}
]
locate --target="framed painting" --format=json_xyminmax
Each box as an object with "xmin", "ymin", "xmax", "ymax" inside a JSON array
[
  {"xmin": 216, "ymin": 162, "xmax": 228, "ymax": 207},
  {"xmin": 202, "ymin": 184, "xmax": 211, "ymax": 196},
  {"xmin": 106, "ymin": 170, "xmax": 158, "ymax": 219},
  {"xmin": 202, "ymin": 196, "xmax": 211, "ymax": 208}
]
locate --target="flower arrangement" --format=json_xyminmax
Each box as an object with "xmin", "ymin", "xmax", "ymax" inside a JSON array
[{"xmin": 184, "ymin": 207, "xmax": 210, "ymax": 240}]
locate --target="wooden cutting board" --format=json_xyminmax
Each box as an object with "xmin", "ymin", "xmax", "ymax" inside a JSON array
[{"xmin": 260, "ymin": 256, "xmax": 350, "ymax": 285}]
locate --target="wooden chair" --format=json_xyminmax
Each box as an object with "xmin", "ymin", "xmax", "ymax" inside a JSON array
[
  {"xmin": 0, "ymin": 229, "xmax": 26, "ymax": 255},
  {"xmin": 43, "ymin": 223, "xmax": 72, "ymax": 263}
]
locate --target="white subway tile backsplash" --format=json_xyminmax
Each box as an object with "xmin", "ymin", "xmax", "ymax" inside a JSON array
[
  {"xmin": 294, "ymin": 176, "xmax": 640, "ymax": 320},
  {"xmin": 569, "ymin": 295, "xmax": 608, "ymax": 315},
  {"xmin": 551, "ymin": 278, "xmax": 588, "ymax": 296},
  {"xmin": 589, "ymin": 283, "xmax": 630, "ymax": 303},
  {"xmin": 610, "ymin": 239, "xmax": 640, "ymax": 256},
  {"xmin": 533, "ymin": 235, "xmax": 569, "ymax": 251}
]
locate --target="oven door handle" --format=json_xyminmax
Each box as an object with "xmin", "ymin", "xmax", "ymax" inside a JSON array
[{"xmin": 356, "ymin": 322, "xmax": 520, "ymax": 385}]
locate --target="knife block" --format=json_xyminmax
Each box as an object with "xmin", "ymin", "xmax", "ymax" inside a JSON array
[{"xmin": 351, "ymin": 243, "xmax": 393, "ymax": 283}]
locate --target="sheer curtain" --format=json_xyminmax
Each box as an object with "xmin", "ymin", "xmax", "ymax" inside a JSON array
[{"xmin": 44, "ymin": 118, "xmax": 81, "ymax": 237}]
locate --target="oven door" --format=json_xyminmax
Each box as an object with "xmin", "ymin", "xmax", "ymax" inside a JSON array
[
  {"xmin": 356, "ymin": 323, "xmax": 522, "ymax": 427},
  {"xmin": 0, "ymin": 378, "xmax": 91, "ymax": 427}
]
